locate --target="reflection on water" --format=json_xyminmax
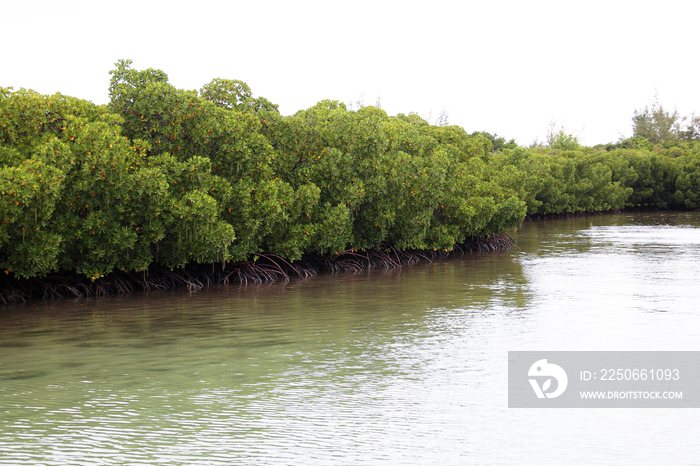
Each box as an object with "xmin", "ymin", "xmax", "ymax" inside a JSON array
[{"xmin": 1, "ymin": 212, "xmax": 699, "ymax": 465}]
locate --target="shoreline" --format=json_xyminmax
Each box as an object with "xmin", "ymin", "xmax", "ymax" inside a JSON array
[
  {"xmin": 3, "ymin": 207, "xmax": 695, "ymax": 306},
  {"xmin": 0, "ymin": 234, "xmax": 515, "ymax": 305},
  {"xmin": 523, "ymin": 206, "xmax": 695, "ymax": 221}
]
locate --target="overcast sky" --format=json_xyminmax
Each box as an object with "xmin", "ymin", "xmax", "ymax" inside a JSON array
[{"xmin": 3, "ymin": 0, "xmax": 698, "ymax": 146}]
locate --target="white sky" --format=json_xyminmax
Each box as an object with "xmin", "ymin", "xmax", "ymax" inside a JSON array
[{"xmin": 2, "ymin": 0, "xmax": 698, "ymax": 146}]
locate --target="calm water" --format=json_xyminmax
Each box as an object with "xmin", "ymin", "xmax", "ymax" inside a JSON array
[{"xmin": 1, "ymin": 212, "xmax": 699, "ymax": 465}]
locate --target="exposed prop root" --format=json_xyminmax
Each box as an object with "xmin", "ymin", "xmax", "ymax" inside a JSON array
[{"xmin": 0, "ymin": 233, "xmax": 516, "ymax": 304}]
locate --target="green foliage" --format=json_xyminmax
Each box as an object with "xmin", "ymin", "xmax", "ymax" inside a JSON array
[
  {"xmin": 107, "ymin": 59, "xmax": 311, "ymax": 262},
  {"xmin": 632, "ymin": 97, "xmax": 681, "ymax": 148},
  {"xmin": 469, "ymin": 131, "xmax": 518, "ymax": 153},
  {"xmin": 546, "ymin": 123, "xmax": 580, "ymax": 151},
  {"xmin": 527, "ymin": 149, "xmax": 632, "ymax": 214},
  {"xmin": 679, "ymin": 114, "xmax": 700, "ymax": 142},
  {"xmin": 672, "ymin": 153, "xmax": 700, "ymax": 209},
  {"xmin": 604, "ymin": 136, "xmax": 654, "ymax": 152},
  {"xmin": 549, "ymin": 132, "xmax": 580, "ymax": 151},
  {"xmin": 200, "ymin": 78, "xmax": 280, "ymax": 113},
  {"xmin": 0, "ymin": 85, "xmax": 234, "ymax": 279},
  {"xmin": 613, "ymin": 151, "xmax": 677, "ymax": 208},
  {"xmin": 2, "ymin": 62, "xmax": 699, "ymax": 284}
]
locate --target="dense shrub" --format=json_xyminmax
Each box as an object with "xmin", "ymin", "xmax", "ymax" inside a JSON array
[{"xmin": 2, "ymin": 61, "xmax": 699, "ymax": 282}]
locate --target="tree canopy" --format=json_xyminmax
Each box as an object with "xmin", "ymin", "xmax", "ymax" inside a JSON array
[{"xmin": 1, "ymin": 61, "xmax": 699, "ymax": 285}]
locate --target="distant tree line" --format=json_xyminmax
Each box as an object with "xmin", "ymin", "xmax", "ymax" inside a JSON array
[{"xmin": 599, "ymin": 96, "xmax": 699, "ymax": 151}]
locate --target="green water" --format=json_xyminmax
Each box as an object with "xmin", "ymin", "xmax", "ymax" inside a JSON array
[{"xmin": 1, "ymin": 212, "xmax": 699, "ymax": 465}]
